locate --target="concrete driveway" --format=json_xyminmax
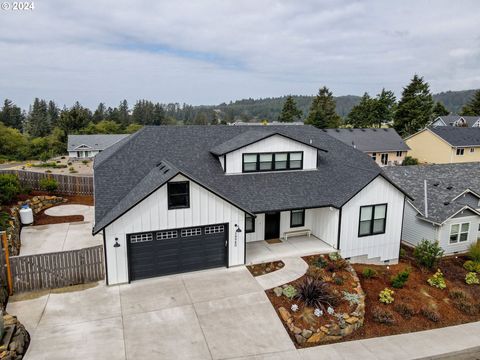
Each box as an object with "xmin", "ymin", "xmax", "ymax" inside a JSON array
[
  {"xmin": 20, "ymin": 204, "xmax": 102, "ymax": 255},
  {"xmin": 7, "ymin": 267, "xmax": 296, "ymax": 360}
]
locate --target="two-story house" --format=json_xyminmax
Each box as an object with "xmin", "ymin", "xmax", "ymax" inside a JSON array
[
  {"xmin": 323, "ymin": 128, "xmax": 410, "ymax": 166},
  {"xmin": 405, "ymin": 127, "xmax": 480, "ymax": 164},
  {"xmin": 93, "ymin": 125, "xmax": 409, "ymax": 285},
  {"xmin": 430, "ymin": 115, "xmax": 480, "ymax": 128}
]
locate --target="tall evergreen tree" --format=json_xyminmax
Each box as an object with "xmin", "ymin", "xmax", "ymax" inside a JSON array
[
  {"xmin": 118, "ymin": 100, "xmax": 130, "ymax": 127},
  {"xmin": 0, "ymin": 99, "xmax": 25, "ymax": 130},
  {"xmin": 26, "ymin": 98, "xmax": 50, "ymax": 137},
  {"xmin": 432, "ymin": 101, "xmax": 449, "ymax": 118},
  {"xmin": 460, "ymin": 90, "xmax": 480, "ymax": 116},
  {"xmin": 57, "ymin": 102, "xmax": 92, "ymax": 142},
  {"xmin": 47, "ymin": 100, "xmax": 59, "ymax": 127},
  {"xmin": 305, "ymin": 86, "xmax": 341, "ymax": 128},
  {"xmin": 375, "ymin": 89, "xmax": 396, "ymax": 126},
  {"xmin": 347, "ymin": 93, "xmax": 377, "ymax": 127},
  {"xmin": 278, "ymin": 96, "xmax": 303, "ymax": 122},
  {"xmin": 393, "ymin": 75, "xmax": 434, "ymax": 136},
  {"xmin": 93, "ymin": 103, "xmax": 107, "ymax": 123}
]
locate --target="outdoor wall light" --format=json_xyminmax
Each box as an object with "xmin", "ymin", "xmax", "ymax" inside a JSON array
[
  {"xmin": 234, "ymin": 224, "xmax": 242, "ymax": 247},
  {"xmin": 114, "ymin": 237, "xmax": 120, "ymax": 248}
]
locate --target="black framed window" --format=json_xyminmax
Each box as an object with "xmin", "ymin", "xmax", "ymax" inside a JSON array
[
  {"xmin": 381, "ymin": 153, "xmax": 389, "ymax": 165},
  {"xmin": 275, "ymin": 153, "xmax": 288, "ymax": 170},
  {"xmin": 358, "ymin": 204, "xmax": 387, "ymax": 237},
  {"xmin": 290, "ymin": 209, "xmax": 305, "ymax": 227},
  {"xmin": 245, "ymin": 214, "xmax": 255, "ymax": 233},
  {"xmin": 396, "ymin": 151, "xmax": 403, "ymax": 157},
  {"xmin": 371, "ymin": 152, "xmax": 377, "ymax": 161},
  {"xmin": 289, "ymin": 152, "xmax": 303, "ymax": 169},
  {"xmin": 242, "ymin": 152, "xmax": 304, "ymax": 173},
  {"xmin": 259, "ymin": 153, "xmax": 273, "ymax": 171},
  {"xmin": 456, "ymin": 148, "xmax": 464, "ymax": 156},
  {"xmin": 168, "ymin": 181, "xmax": 190, "ymax": 209}
]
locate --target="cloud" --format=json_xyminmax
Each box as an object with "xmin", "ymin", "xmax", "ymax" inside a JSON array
[{"xmin": 0, "ymin": 0, "xmax": 479, "ymax": 109}]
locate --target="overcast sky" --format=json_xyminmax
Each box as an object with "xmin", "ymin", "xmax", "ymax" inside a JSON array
[{"xmin": 1, "ymin": 0, "xmax": 479, "ymax": 109}]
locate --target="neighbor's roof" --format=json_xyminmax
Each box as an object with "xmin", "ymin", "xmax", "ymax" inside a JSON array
[
  {"xmin": 322, "ymin": 128, "xmax": 410, "ymax": 152},
  {"xmin": 67, "ymin": 134, "xmax": 130, "ymax": 151},
  {"xmin": 93, "ymin": 125, "xmax": 407, "ymax": 234},
  {"xmin": 430, "ymin": 127, "xmax": 480, "ymax": 147},
  {"xmin": 433, "ymin": 115, "xmax": 480, "ymax": 128},
  {"xmin": 384, "ymin": 163, "xmax": 480, "ymax": 224}
]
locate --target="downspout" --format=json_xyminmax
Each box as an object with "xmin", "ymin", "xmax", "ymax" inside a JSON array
[{"xmin": 424, "ymin": 180, "xmax": 429, "ymax": 219}]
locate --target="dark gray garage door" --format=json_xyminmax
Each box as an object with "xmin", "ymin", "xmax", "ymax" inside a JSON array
[{"xmin": 127, "ymin": 223, "xmax": 228, "ymax": 281}]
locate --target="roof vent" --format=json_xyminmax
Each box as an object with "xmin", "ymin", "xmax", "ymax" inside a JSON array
[
  {"xmin": 446, "ymin": 185, "xmax": 453, "ymax": 190},
  {"xmin": 433, "ymin": 182, "xmax": 439, "ymax": 187},
  {"xmin": 309, "ymin": 139, "xmax": 313, "ymax": 144},
  {"xmin": 163, "ymin": 168, "xmax": 169, "ymax": 174},
  {"xmin": 444, "ymin": 201, "xmax": 450, "ymax": 206},
  {"xmin": 383, "ymin": 128, "xmax": 388, "ymax": 131},
  {"xmin": 361, "ymin": 129, "xmax": 366, "ymax": 132},
  {"xmin": 372, "ymin": 129, "xmax": 377, "ymax": 132},
  {"xmin": 335, "ymin": 129, "xmax": 340, "ymax": 132},
  {"xmin": 348, "ymin": 128, "xmax": 353, "ymax": 132}
]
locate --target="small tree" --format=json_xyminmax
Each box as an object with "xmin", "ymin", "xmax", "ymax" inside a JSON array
[
  {"xmin": 305, "ymin": 86, "xmax": 342, "ymax": 128},
  {"xmin": 278, "ymin": 96, "xmax": 303, "ymax": 122},
  {"xmin": 39, "ymin": 177, "xmax": 58, "ymax": 193},
  {"xmin": 0, "ymin": 173, "xmax": 21, "ymax": 205},
  {"xmin": 414, "ymin": 239, "xmax": 444, "ymax": 269}
]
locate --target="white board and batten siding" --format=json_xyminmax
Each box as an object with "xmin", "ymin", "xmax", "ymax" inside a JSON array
[
  {"xmin": 246, "ymin": 207, "xmax": 339, "ymax": 248},
  {"xmin": 438, "ymin": 214, "xmax": 480, "ymax": 255},
  {"xmin": 401, "ymin": 202, "xmax": 438, "ymax": 247},
  {"xmin": 225, "ymin": 135, "xmax": 318, "ymax": 174},
  {"xmin": 104, "ymin": 174, "xmax": 246, "ymax": 285},
  {"xmin": 340, "ymin": 176, "xmax": 405, "ymax": 262}
]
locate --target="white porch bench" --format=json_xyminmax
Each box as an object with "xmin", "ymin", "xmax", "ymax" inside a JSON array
[{"xmin": 284, "ymin": 229, "xmax": 311, "ymax": 241}]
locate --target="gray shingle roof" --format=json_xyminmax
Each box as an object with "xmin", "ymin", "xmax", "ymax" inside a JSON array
[
  {"xmin": 67, "ymin": 134, "xmax": 130, "ymax": 152},
  {"xmin": 210, "ymin": 130, "xmax": 327, "ymax": 156},
  {"xmin": 429, "ymin": 127, "xmax": 480, "ymax": 147},
  {"xmin": 93, "ymin": 125, "xmax": 402, "ymax": 234},
  {"xmin": 384, "ymin": 163, "xmax": 480, "ymax": 224},
  {"xmin": 322, "ymin": 128, "xmax": 410, "ymax": 152},
  {"xmin": 434, "ymin": 115, "xmax": 480, "ymax": 127}
]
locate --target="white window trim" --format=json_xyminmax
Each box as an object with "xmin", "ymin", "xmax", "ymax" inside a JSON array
[{"xmin": 449, "ymin": 222, "xmax": 470, "ymax": 244}]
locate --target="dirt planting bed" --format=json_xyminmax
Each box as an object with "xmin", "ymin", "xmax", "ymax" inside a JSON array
[{"xmin": 247, "ymin": 260, "xmax": 285, "ymax": 277}]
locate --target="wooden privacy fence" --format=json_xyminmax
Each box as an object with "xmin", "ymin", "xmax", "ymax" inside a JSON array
[
  {"xmin": 0, "ymin": 170, "xmax": 93, "ymax": 195},
  {"xmin": 9, "ymin": 245, "xmax": 105, "ymax": 293}
]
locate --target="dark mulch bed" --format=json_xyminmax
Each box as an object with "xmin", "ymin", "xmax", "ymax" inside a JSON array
[
  {"xmin": 247, "ymin": 260, "xmax": 285, "ymax": 277},
  {"xmin": 34, "ymin": 214, "xmax": 84, "ymax": 226},
  {"xmin": 343, "ymin": 252, "xmax": 480, "ymax": 342}
]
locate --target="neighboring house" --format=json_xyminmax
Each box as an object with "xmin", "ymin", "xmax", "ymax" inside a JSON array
[
  {"xmin": 229, "ymin": 121, "xmax": 304, "ymax": 126},
  {"xmin": 405, "ymin": 127, "xmax": 480, "ymax": 164},
  {"xmin": 430, "ymin": 115, "xmax": 480, "ymax": 128},
  {"xmin": 323, "ymin": 128, "xmax": 410, "ymax": 166},
  {"xmin": 67, "ymin": 134, "xmax": 129, "ymax": 159},
  {"xmin": 92, "ymin": 125, "xmax": 409, "ymax": 285},
  {"xmin": 384, "ymin": 163, "xmax": 480, "ymax": 255}
]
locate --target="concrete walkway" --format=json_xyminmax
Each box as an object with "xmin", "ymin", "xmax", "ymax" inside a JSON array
[
  {"xmin": 255, "ymin": 257, "xmax": 309, "ymax": 290},
  {"xmin": 20, "ymin": 205, "xmax": 102, "ymax": 255},
  {"xmin": 6, "ymin": 264, "xmax": 480, "ymax": 359}
]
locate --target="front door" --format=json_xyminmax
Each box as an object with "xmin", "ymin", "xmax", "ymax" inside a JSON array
[{"xmin": 265, "ymin": 212, "xmax": 280, "ymax": 240}]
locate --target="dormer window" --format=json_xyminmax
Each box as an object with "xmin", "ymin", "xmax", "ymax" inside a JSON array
[{"xmin": 242, "ymin": 152, "xmax": 303, "ymax": 173}]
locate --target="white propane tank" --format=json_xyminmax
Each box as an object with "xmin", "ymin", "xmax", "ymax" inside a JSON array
[{"xmin": 19, "ymin": 205, "xmax": 34, "ymax": 225}]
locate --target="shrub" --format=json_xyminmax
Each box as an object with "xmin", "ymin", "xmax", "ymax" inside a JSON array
[
  {"xmin": 465, "ymin": 272, "xmax": 480, "ymax": 285},
  {"xmin": 449, "ymin": 288, "xmax": 468, "ymax": 300},
  {"xmin": 362, "ymin": 267, "xmax": 377, "ymax": 279},
  {"xmin": 427, "ymin": 269, "xmax": 446, "ymax": 289},
  {"xmin": 39, "ymin": 152, "xmax": 50, "ymax": 163},
  {"xmin": 372, "ymin": 307, "xmax": 396, "ymax": 325},
  {"xmin": 399, "ymin": 248, "xmax": 407, "ymax": 259},
  {"xmin": 0, "ymin": 211, "xmax": 10, "ymax": 231},
  {"xmin": 394, "ymin": 302, "xmax": 416, "ymax": 319},
  {"xmin": 414, "ymin": 239, "xmax": 444, "ymax": 269},
  {"xmin": 67, "ymin": 162, "xmax": 72, "ymax": 166},
  {"xmin": 0, "ymin": 174, "xmax": 21, "ymax": 205},
  {"xmin": 296, "ymin": 277, "xmax": 338, "ymax": 311},
  {"xmin": 39, "ymin": 177, "xmax": 58, "ymax": 193},
  {"xmin": 82, "ymin": 160, "xmax": 89, "ymax": 165},
  {"xmin": 328, "ymin": 252, "xmax": 340, "ymax": 261},
  {"xmin": 306, "ymin": 266, "xmax": 324, "ymax": 280},
  {"xmin": 391, "ymin": 269, "xmax": 410, "ymax": 289},
  {"xmin": 379, "ymin": 288, "xmax": 395, "ymax": 304},
  {"xmin": 342, "ymin": 291, "xmax": 360, "ymax": 305},
  {"xmin": 282, "ymin": 285, "xmax": 297, "ymax": 300},
  {"xmin": 313, "ymin": 256, "xmax": 328, "ymax": 269},
  {"xmin": 334, "ymin": 276, "xmax": 344, "ymax": 285},
  {"xmin": 463, "ymin": 260, "xmax": 480, "ymax": 273},
  {"xmin": 402, "ymin": 156, "xmax": 419, "ymax": 166},
  {"xmin": 467, "ymin": 242, "xmax": 480, "ymax": 263},
  {"xmin": 325, "ymin": 259, "xmax": 347, "ymax": 273},
  {"xmin": 421, "ymin": 306, "xmax": 440, "ymax": 322},
  {"xmin": 453, "ymin": 298, "xmax": 480, "ymax": 315}
]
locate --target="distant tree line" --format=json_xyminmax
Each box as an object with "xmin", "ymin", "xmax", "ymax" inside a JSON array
[{"xmin": 1, "ymin": 78, "xmax": 479, "ymax": 161}]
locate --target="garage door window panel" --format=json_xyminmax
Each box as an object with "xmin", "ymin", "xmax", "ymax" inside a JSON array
[{"xmin": 168, "ymin": 182, "xmax": 190, "ymax": 209}]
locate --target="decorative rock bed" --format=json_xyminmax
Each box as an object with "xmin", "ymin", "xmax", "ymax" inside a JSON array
[
  {"xmin": 266, "ymin": 254, "xmax": 366, "ymax": 347},
  {"xmin": 0, "ymin": 313, "xmax": 30, "ymax": 360}
]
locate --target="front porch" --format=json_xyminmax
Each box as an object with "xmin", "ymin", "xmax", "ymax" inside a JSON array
[{"xmin": 245, "ymin": 235, "xmax": 334, "ymax": 264}]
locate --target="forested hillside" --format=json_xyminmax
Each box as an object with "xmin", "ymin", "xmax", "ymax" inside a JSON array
[{"xmin": 432, "ymin": 90, "xmax": 478, "ymax": 114}]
